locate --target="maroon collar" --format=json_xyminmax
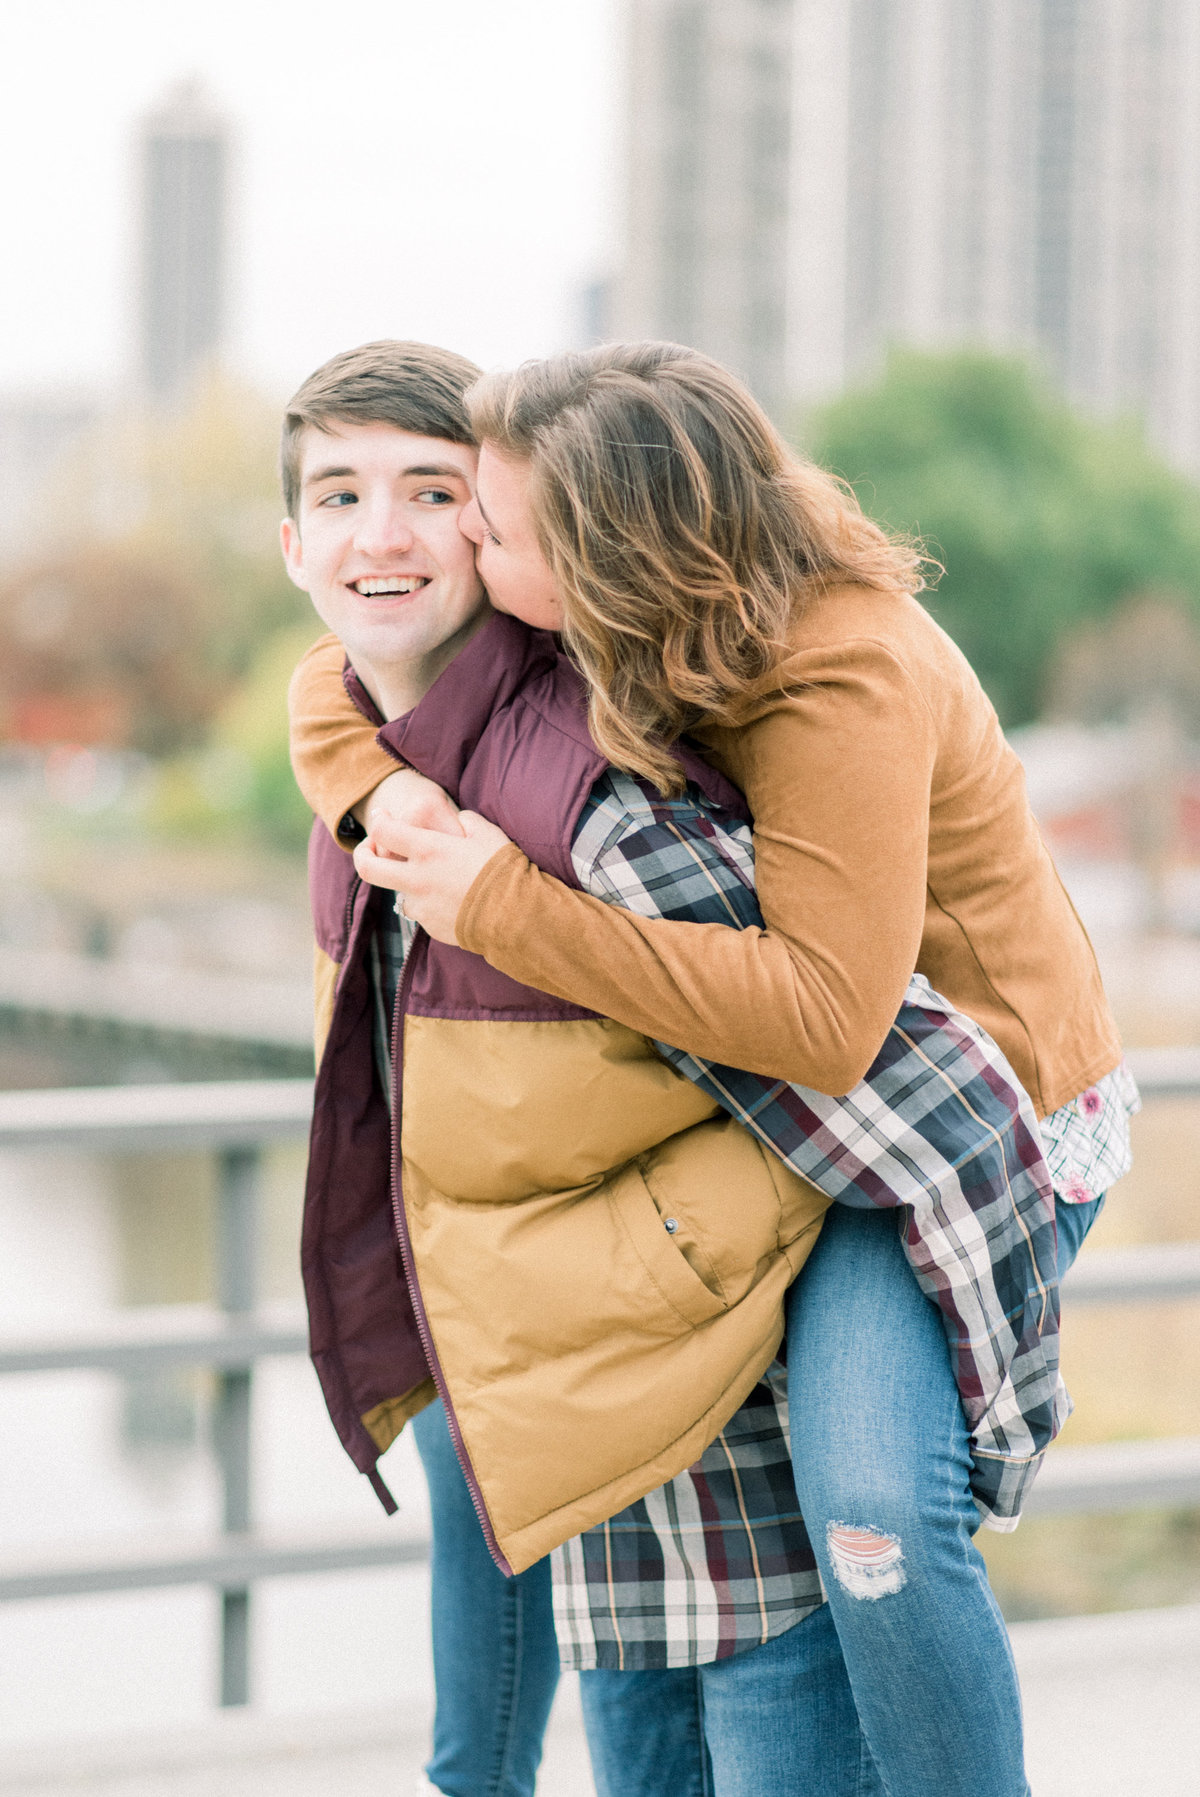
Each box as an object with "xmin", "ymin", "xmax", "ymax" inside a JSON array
[
  {"xmin": 341, "ymin": 607, "xmax": 750, "ymax": 822},
  {"xmin": 342, "ymin": 612, "xmax": 568, "ymax": 803}
]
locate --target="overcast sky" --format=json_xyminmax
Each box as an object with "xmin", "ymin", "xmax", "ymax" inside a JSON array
[{"xmin": 0, "ymin": 0, "xmax": 619, "ymax": 398}]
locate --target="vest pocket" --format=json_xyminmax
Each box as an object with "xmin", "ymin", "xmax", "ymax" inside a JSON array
[{"xmin": 605, "ymin": 1158, "xmax": 729, "ymax": 1330}]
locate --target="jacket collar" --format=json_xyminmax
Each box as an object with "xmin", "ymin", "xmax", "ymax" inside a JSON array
[
  {"xmin": 344, "ymin": 611, "xmax": 562, "ymax": 803},
  {"xmin": 340, "ymin": 606, "xmax": 749, "ymax": 822}
]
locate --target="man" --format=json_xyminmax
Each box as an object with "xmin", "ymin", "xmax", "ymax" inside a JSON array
[{"xmin": 281, "ymin": 339, "xmax": 863, "ymax": 1797}]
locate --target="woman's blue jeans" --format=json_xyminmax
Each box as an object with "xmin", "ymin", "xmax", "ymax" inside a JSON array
[
  {"xmin": 779, "ymin": 1196, "xmax": 1102, "ymax": 1797},
  {"xmin": 412, "ymin": 1196, "xmax": 1101, "ymax": 1797}
]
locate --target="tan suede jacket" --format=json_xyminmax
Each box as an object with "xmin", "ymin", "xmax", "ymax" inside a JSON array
[{"xmin": 289, "ymin": 583, "xmax": 1121, "ymax": 1117}]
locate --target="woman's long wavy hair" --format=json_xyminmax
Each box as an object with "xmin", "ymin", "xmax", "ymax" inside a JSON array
[{"xmin": 467, "ymin": 341, "xmax": 926, "ymax": 793}]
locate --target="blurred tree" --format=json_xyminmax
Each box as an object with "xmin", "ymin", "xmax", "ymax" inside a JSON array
[
  {"xmin": 0, "ymin": 546, "xmax": 219, "ymax": 755},
  {"xmin": 1048, "ymin": 591, "xmax": 1200, "ymax": 733},
  {"xmin": 0, "ymin": 375, "xmax": 306, "ymax": 754},
  {"xmin": 150, "ymin": 623, "xmax": 320, "ymax": 852},
  {"xmin": 806, "ymin": 350, "xmax": 1200, "ymax": 725}
]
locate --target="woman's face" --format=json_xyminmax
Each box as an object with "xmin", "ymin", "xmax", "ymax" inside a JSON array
[{"xmin": 460, "ymin": 444, "xmax": 565, "ymax": 631}]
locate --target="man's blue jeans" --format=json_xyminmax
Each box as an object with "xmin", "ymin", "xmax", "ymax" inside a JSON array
[
  {"xmin": 579, "ymin": 1601, "xmax": 882, "ymax": 1796},
  {"xmin": 412, "ymin": 1196, "xmax": 1101, "ymax": 1797},
  {"xmin": 411, "ymin": 1400, "xmax": 560, "ymax": 1797}
]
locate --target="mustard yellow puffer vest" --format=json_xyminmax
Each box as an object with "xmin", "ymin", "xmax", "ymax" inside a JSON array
[{"xmin": 303, "ymin": 615, "xmax": 828, "ymax": 1573}]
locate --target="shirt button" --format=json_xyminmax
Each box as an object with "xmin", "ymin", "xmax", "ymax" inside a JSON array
[{"xmin": 664, "ymin": 1218, "xmax": 679, "ymax": 1234}]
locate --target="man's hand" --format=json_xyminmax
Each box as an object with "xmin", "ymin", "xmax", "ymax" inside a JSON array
[
  {"xmin": 353, "ymin": 811, "xmax": 511, "ymax": 944},
  {"xmin": 354, "ymin": 767, "xmax": 464, "ymax": 838}
]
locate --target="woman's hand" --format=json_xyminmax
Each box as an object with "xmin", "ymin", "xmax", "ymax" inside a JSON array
[
  {"xmin": 353, "ymin": 810, "xmax": 512, "ymax": 945},
  {"xmin": 354, "ymin": 767, "xmax": 464, "ymax": 838}
]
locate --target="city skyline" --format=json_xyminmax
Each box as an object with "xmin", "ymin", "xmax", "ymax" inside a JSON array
[
  {"xmin": 6, "ymin": 0, "xmax": 1200, "ymax": 476},
  {"xmin": 0, "ymin": 0, "xmax": 617, "ymax": 399},
  {"xmin": 618, "ymin": 0, "xmax": 1200, "ymax": 471}
]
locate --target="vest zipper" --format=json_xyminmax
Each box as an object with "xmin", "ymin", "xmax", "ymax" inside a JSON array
[
  {"xmin": 343, "ymin": 872, "xmax": 361, "ymax": 950},
  {"xmin": 387, "ymin": 932, "xmax": 515, "ymax": 1577}
]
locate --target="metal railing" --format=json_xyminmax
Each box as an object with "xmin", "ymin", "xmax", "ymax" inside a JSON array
[
  {"xmin": 1, "ymin": 1047, "xmax": 1199, "ymax": 1706},
  {"xmin": 0, "ymin": 1079, "xmax": 424, "ymax": 1708}
]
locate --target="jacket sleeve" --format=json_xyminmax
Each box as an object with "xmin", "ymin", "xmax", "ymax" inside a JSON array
[
  {"xmin": 288, "ymin": 634, "xmax": 400, "ymax": 842},
  {"xmin": 457, "ymin": 637, "xmax": 939, "ymax": 1095}
]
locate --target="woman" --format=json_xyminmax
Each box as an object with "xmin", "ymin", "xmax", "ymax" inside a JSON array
[{"xmin": 292, "ymin": 341, "xmax": 1135, "ymax": 1797}]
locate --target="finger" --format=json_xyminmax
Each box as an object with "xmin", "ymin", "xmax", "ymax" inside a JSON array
[
  {"xmin": 367, "ymin": 816, "xmax": 425, "ymax": 858},
  {"xmin": 457, "ymin": 810, "xmax": 511, "ymax": 849},
  {"xmin": 362, "ymin": 832, "xmax": 407, "ymax": 863},
  {"xmin": 354, "ymin": 847, "xmax": 415, "ymax": 892}
]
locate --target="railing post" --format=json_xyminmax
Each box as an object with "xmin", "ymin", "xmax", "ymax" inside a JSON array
[{"xmin": 213, "ymin": 1145, "xmax": 258, "ymax": 1707}]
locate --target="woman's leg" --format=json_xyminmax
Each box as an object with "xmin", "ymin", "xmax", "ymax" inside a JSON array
[
  {"xmin": 786, "ymin": 1205, "xmax": 1029, "ymax": 1797},
  {"xmin": 411, "ymin": 1400, "xmax": 560, "ymax": 1797},
  {"xmin": 1055, "ymin": 1192, "xmax": 1105, "ymax": 1276}
]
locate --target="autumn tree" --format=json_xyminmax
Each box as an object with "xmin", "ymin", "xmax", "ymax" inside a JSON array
[{"xmin": 0, "ymin": 375, "xmax": 311, "ymax": 755}]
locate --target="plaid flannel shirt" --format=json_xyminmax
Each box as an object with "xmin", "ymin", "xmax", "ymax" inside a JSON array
[
  {"xmin": 572, "ymin": 771, "xmax": 1135, "ymax": 1529},
  {"xmin": 551, "ymin": 1364, "xmax": 820, "ymax": 1670}
]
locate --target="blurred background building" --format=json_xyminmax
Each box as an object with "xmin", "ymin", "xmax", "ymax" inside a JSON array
[
  {"xmin": 616, "ymin": 0, "xmax": 1200, "ymax": 472},
  {"xmin": 138, "ymin": 79, "xmax": 229, "ymax": 400},
  {"xmin": 0, "ymin": 81, "xmax": 229, "ymax": 562},
  {"xmin": 615, "ymin": 0, "xmax": 796, "ymax": 415}
]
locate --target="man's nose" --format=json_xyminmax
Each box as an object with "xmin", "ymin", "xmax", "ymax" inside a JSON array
[{"xmin": 354, "ymin": 502, "xmax": 414, "ymax": 558}]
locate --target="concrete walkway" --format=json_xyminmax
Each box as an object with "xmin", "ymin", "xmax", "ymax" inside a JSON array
[{"xmin": 0, "ymin": 1603, "xmax": 1196, "ymax": 1795}]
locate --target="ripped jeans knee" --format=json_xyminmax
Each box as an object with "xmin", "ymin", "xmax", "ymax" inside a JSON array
[{"xmin": 826, "ymin": 1522, "xmax": 907, "ymax": 1601}]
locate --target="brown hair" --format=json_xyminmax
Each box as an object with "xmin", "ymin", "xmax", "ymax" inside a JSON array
[
  {"xmin": 280, "ymin": 340, "xmax": 482, "ymax": 518},
  {"xmin": 467, "ymin": 341, "xmax": 925, "ymax": 792}
]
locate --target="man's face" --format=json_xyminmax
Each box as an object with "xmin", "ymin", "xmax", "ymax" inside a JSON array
[{"xmin": 281, "ymin": 421, "xmax": 488, "ymax": 681}]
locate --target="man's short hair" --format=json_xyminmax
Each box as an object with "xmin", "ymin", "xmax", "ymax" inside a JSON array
[{"xmin": 280, "ymin": 340, "xmax": 482, "ymax": 518}]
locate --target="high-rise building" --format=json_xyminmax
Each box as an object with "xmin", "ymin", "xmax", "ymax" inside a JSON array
[
  {"xmin": 616, "ymin": 0, "xmax": 1200, "ymax": 468},
  {"xmin": 613, "ymin": 0, "xmax": 797, "ymax": 416},
  {"xmin": 138, "ymin": 80, "xmax": 228, "ymax": 399},
  {"xmin": 1030, "ymin": 0, "xmax": 1200, "ymax": 470}
]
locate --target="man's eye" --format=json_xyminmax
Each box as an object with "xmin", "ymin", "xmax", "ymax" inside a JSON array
[
  {"xmin": 319, "ymin": 491, "xmax": 356, "ymax": 507},
  {"xmin": 415, "ymin": 487, "xmax": 455, "ymax": 506}
]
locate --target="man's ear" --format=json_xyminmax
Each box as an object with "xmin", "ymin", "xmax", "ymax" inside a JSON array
[{"xmin": 280, "ymin": 516, "xmax": 309, "ymax": 592}]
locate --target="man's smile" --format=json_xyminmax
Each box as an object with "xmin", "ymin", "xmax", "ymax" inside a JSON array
[{"xmin": 350, "ymin": 576, "xmax": 432, "ymax": 596}]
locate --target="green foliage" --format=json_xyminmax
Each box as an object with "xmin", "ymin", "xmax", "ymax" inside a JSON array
[
  {"xmin": 806, "ymin": 349, "xmax": 1200, "ymax": 724},
  {"xmin": 149, "ymin": 623, "xmax": 321, "ymax": 853}
]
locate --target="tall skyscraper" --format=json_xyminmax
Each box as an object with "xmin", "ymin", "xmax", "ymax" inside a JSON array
[
  {"xmin": 614, "ymin": 0, "xmax": 797, "ymax": 415},
  {"xmin": 138, "ymin": 80, "xmax": 228, "ymax": 399},
  {"xmin": 616, "ymin": 0, "xmax": 1200, "ymax": 468},
  {"xmin": 1029, "ymin": 0, "xmax": 1200, "ymax": 470}
]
